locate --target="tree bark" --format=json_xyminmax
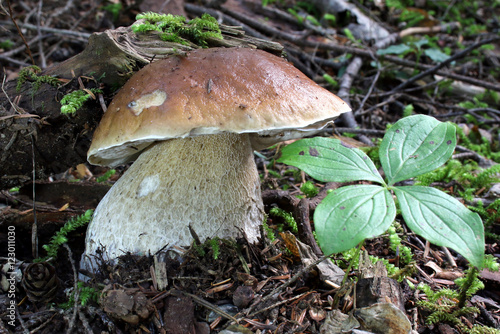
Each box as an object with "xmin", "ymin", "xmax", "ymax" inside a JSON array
[{"xmin": 0, "ymin": 22, "xmax": 283, "ymax": 190}]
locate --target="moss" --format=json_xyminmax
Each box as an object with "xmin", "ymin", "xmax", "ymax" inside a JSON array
[
  {"xmin": 96, "ymin": 169, "xmax": 116, "ymax": 183},
  {"xmin": 16, "ymin": 65, "xmax": 60, "ymax": 92},
  {"xmin": 209, "ymin": 238, "xmax": 221, "ymax": 260},
  {"xmin": 455, "ymin": 125, "xmax": 500, "ymax": 163},
  {"xmin": 414, "ymin": 264, "xmax": 500, "ymax": 333},
  {"xmin": 470, "ymin": 200, "xmax": 500, "ymax": 240},
  {"xmin": 269, "ymin": 207, "xmax": 298, "ymax": 233},
  {"xmin": 60, "ymin": 88, "xmax": 102, "ymax": 115},
  {"xmin": 300, "ymin": 180, "xmax": 319, "ymax": 198},
  {"xmin": 132, "ymin": 12, "xmax": 222, "ymax": 47},
  {"xmin": 262, "ymin": 221, "xmax": 276, "ymax": 241}
]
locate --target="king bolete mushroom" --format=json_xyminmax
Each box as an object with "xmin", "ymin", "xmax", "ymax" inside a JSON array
[{"xmin": 80, "ymin": 47, "xmax": 350, "ymax": 271}]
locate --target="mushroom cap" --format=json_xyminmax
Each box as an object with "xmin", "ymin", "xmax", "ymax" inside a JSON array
[{"xmin": 88, "ymin": 47, "xmax": 351, "ymax": 166}]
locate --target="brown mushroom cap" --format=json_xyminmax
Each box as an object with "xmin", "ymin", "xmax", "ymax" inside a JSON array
[{"xmin": 88, "ymin": 47, "xmax": 351, "ymax": 166}]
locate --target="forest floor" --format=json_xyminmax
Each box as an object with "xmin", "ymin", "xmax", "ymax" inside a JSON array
[{"xmin": 0, "ymin": 0, "xmax": 500, "ymax": 333}]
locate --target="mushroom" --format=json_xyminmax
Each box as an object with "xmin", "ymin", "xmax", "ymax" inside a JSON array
[{"xmin": 80, "ymin": 47, "xmax": 350, "ymax": 271}]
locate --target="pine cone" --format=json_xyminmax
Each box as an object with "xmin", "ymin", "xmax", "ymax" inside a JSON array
[{"xmin": 22, "ymin": 262, "xmax": 60, "ymax": 303}]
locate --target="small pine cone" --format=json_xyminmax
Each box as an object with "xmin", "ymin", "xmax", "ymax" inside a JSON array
[{"xmin": 22, "ymin": 262, "xmax": 60, "ymax": 303}]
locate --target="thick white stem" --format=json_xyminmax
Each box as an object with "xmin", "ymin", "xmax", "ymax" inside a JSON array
[{"xmin": 81, "ymin": 133, "xmax": 263, "ymax": 271}]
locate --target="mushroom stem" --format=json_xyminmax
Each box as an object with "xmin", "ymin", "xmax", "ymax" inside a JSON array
[{"xmin": 81, "ymin": 132, "xmax": 264, "ymax": 271}]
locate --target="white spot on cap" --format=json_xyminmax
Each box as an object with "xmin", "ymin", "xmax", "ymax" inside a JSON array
[
  {"xmin": 136, "ymin": 175, "xmax": 159, "ymax": 198},
  {"xmin": 127, "ymin": 90, "xmax": 167, "ymax": 116}
]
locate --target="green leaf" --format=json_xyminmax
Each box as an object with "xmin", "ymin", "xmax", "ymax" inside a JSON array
[
  {"xmin": 323, "ymin": 13, "xmax": 337, "ymax": 26},
  {"xmin": 380, "ymin": 115, "xmax": 456, "ymax": 185},
  {"xmin": 412, "ymin": 38, "xmax": 429, "ymax": 49},
  {"xmin": 315, "ymin": 185, "xmax": 396, "ymax": 254},
  {"xmin": 343, "ymin": 28, "xmax": 356, "ymax": 42},
  {"xmin": 376, "ymin": 44, "xmax": 411, "ymax": 55},
  {"xmin": 424, "ymin": 48, "xmax": 451, "ymax": 63},
  {"xmin": 277, "ymin": 137, "xmax": 384, "ymax": 184},
  {"xmin": 323, "ymin": 73, "xmax": 338, "ymax": 88},
  {"xmin": 394, "ymin": 186, "xmax": 485, "ymax": 268}
]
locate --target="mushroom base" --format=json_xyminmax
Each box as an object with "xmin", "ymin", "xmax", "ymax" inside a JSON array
[{"xmin": 81, "ymin": 133, "xmax": 264, "ymax": 272}]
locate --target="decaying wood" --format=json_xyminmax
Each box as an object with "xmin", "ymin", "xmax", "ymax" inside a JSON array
[
  {"xmin": 0, "ymin": 22, "xmax": 284, "ymax": 190},
  {"xmin": 356, "ymin": 251, "xmax": 405, "ymax": 312}
]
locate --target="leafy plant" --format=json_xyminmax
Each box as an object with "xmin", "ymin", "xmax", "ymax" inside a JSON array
[
  {"xmin": 377, "ymin": 37, "xmax": 450, "ymax": 65},
  {"xmin": 278, "ymin": 115, "xmax": 485, "ymax": 269},
  {"xmin": 60, "ymin": 89, "xmax": 102, "ymax": 115},
  {"xmin": 336, "ymin": 222, "xmax": 416, "ymax": 280},
  {"xmin": 38, "ymin": 210, "xmax": 94, "ymax": 261}
]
